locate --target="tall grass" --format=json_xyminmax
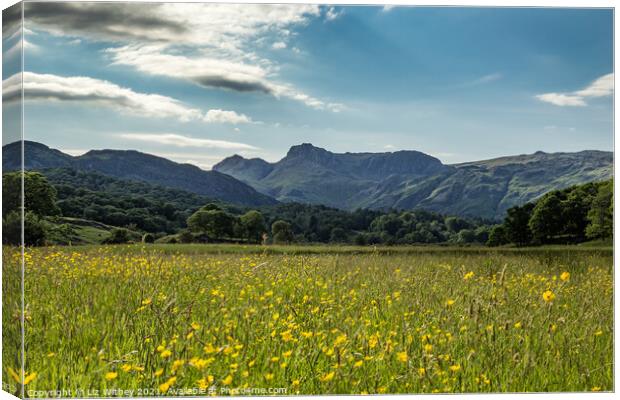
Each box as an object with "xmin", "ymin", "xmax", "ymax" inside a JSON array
[{"xmin": 2, "ymin": 244, "xmax": 613, "ymax": 395}]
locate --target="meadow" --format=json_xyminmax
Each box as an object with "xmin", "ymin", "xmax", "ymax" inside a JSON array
[{"xmin": 2, "ymin": 244, "xmax": 613, "ymax": 396}]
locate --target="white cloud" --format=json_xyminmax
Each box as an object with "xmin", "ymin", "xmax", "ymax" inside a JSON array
[
  {"xmin": 382, "ymin": 5, "xmax": 397, "ymax": 12},
  {"xmin": 3, "ymin": 72, "xmax": 203, "ymax": 121},
  {"xmin": 25, "ymin": 3, "xmax": 344, "ymax": 113},
  {"xmin": 60, "ymin": 148, "xmax": 88, "ymax": 156},
  {"xmin": 272, "ymin": 41, "xmax": 287, "ymax": 50},
  {"xmin": 325, "ymin": 7, "xmax": 343, "ymax": 21},
  {"xmin": 204, "ymin": 109, "xmax": 252, "ymax": 124},
  {"xmin": 535, "ymin": 93, "xmax": 586, "ymax": 107},
  {"xmin": 24, "ymin": 3, "xmax": 322, "ymax": 46},
  {"xmin": 3, "ymin": 72, "xmax": 253, "ymax": 124},
  {"xmin": 107, "ymin": 45, "xmax": 273, "ymax": 93},
  {"xmin": 118, "ymin": 132, "xmax": 257, "ymax": 151},
  {"xmin": 457, "ymin": 72, "xmax": 502, "ymax": 89},
  {"xmin": 127, "ymin": 151, "xmax": 225, "ymax": 170},
  {"xmin": 473, "ymin": 73, "xmax": 502, "ymax": 85},
  {"xmin": 3, "ymin": 38, "xmax": 39, "ymax": 60},
  {"xmin": 535, "ymin": 73, "xmax": 613, "ymax": 107},
  {"xmin": 574, "ymin": 73, "xmax": 614, "ymax": 98},
  {"xmin": 384, "ymin": 144, "xmax": 396, "ymax": 150},
  {"xmin": 107, "ymin": 45, "xmax": 343, "ymax": 112}
]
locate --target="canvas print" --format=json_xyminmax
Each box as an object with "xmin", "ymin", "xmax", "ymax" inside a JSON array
[{"xmin": 1, "ymin": 2, "xmax": 614, "ymax": 397}]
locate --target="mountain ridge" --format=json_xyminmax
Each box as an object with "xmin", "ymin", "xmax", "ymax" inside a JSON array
[
  {"xmin": 2, "ymin": 141, "xmax": 277, "ymax": 207},
  {"xmin": 3, "ymin": 141, "xmax": 612, "ymax": 219},
  {"xmin": 214, "ymin": 143, "xmax": 613, "ymax": 219}
]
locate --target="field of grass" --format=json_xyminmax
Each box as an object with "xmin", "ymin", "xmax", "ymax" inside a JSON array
[{"xmin": 2, "ymin": 244, "xmax": 613, "ymax": 396}]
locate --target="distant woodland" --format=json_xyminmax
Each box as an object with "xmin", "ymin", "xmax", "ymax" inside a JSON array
[{"xmin": 2, "ymin": 168, "xmax": 612, "ymax": 247}]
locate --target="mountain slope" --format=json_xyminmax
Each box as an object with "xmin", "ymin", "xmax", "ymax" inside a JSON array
[
  {"xmin": 214, "ymin": 144, "xmax": 613, "ymax": 219},
  {"xmin": 3, "ymin": 141, "xmax": 277, "ymax": 207},
  {"xmin": 216, "ymin": 143, "xmax": 452, "ymax": 208}
]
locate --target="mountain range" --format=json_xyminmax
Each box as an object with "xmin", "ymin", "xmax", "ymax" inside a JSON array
[
  {"xmin": 3, "ymin": 141, "xmax": 613, "ymax": 219},
  {"xmin": 2, "ymin": 141, "xmax": 276, "ymax": 207},
  {"xmin": 213, "ymin": 143, "xmax": 612, "ymax": 219}
]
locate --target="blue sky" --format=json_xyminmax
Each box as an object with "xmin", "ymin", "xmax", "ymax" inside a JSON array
[{"xmin": 2, "ymin": 4, "xmax": 613, "ymax": 168}]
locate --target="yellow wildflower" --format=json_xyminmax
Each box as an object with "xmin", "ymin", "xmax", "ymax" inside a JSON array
[
  {"xmin": 23, "ymin": 372, "xmax": 36, "ymax": 385},
  {"xmin": 104, "ymin": 372, "xmax": 118, "ymax": 381},
  {"xmin": 334, "ymin": 334, "xmax": 348, "ymax": 347},
  {"xmin": 159, "ymin": 377, "xmax": 177, "ymax": 393},
  {"xmin": 172, "ymin": 359, "xmax": 185, "ymax": 372},
  {"xmin": 320, "ymin": 371, "xmax": 335, "ymax": 382},
  {"xmin": 542, "ymin": 290, "xmax": 555, "ymax": 303},
  {"xmin": 197, "ymin": 378, "xmax": 209, "ymax": 389}
]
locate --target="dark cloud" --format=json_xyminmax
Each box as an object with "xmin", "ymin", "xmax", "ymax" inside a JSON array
[
  {"xmin": 3, "ymin": 3, "xmax": 22, "ymax": 38},
  {"xmin": 194, "ymin": 76, "xmax": 273, "ymax": 94},
  {"xmin": 24, "ymin": 2, "xmax": 186, "ymax": 41}
]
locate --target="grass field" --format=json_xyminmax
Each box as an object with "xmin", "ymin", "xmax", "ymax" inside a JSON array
[{"xmin": 2, "ymin": 244, "xmax": 613, "ymax": 396}]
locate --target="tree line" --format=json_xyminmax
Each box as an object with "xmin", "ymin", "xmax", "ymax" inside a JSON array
[
  {"xmin": 2, "ymin": 170, "xmax": 612, "ymax": 247},
  {"xmin": 487, "ymin": 179, "xmax": 613, "ymax": 246},
  {"xmin": 165, "ymin": 202, "xmax": 494, "ymax": 245}
]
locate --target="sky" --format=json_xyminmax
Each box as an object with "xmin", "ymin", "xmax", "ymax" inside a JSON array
[{"xmin": 2, "ymin": 3, "xmax": 614, "ymax": 168}]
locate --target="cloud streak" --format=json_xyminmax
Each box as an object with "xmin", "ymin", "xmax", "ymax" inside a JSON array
[
  {"xmin": 3, "ymin": 72, "xmax": 253, "ymax": 124},
  {"xmin": 23, "ymin": 3, "xmax": 187, "ymax": 43},
  {"xmin": 3, "ymin": 38, "xmax": 39, "ymax": 60},
  {"xmin": 118, "ymin": 133, "xmax": 257, "ymax": 150},
  {"xmin": 107, "ymin": 45, "xmax": 344, "ymax": 112},
  {"xmin": 204, "ymin": 109, "xmax": 253, "ymax": 124},
  {"xmin": 536, "ymin": 73, "xmax": 613, "ymax": 107},
  {"xmin": 24, "ymin": 3, "xmax": 344, "ymax": 112}
]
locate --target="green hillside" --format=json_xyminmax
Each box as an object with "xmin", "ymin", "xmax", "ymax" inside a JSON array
[
  {"xmin": 215, "ymin": 144, "xmax": 613, "ymax": 219},
  {"xmin": 3, "ymin": 141, "xmax": 277, "ymax": 207}
]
